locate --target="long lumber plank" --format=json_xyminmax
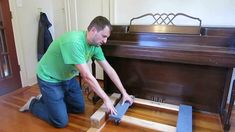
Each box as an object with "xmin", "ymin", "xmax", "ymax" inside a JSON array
[
  {"xmin": 122, "ymin": 115, "xmax": 176, "ymax": 132},
  {"xmin": 134, "ymin": 98, "xmax": 179, "ymax": 111}
]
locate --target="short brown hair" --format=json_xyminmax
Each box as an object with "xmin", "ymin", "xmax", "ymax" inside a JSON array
[{"xmin": 87, "ymin": 16, "xmax": 112, "ymax": 32}]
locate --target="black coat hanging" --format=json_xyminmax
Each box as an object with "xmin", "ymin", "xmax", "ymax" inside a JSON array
[{"xmin": 37, "ymin": 12, "xmax": 53, "ymax": 61}]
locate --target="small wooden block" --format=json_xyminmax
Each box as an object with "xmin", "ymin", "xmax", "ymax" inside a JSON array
[{"xmin": 90, "ymin": 93, "xmax": 121, "ymax": 128}]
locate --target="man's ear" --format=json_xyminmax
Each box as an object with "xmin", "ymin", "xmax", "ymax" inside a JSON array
[{"xmin": 91, "ymin": 27, "xmax": 97, "ymax": 33}]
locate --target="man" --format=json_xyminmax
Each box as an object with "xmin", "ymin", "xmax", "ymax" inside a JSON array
[{"xmin": 19, "ymin": 16, "xmax": 133, "ymax": 128}]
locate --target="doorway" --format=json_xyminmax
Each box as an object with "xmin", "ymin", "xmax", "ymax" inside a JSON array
[{"xmin": 0, "ymin": 0, "xmax": 22, "ymax": 95}]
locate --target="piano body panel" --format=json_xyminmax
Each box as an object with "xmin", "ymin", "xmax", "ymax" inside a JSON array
[
  {"xmin": 112, "ymin": 25, "xmax": 235, "ymax": 42},
  {"xmin": 104, "ymin": 57, "xmax": 227, "ymax": 113},
  {"xmin": 103, "ymin": 41, "xmax": 235, "ymax": 67},
  {"xmin": 201, "ymin": 27, "xmax": 235, "ymax": 37},
  {"xmin": 103, "ymin": 25, "xmax": 235, "ymax": 130}
]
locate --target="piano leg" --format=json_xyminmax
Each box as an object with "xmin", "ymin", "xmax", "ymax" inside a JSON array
[{"xmin": 223, "ymin": 80, "xmax": 235, "ymax": 130}]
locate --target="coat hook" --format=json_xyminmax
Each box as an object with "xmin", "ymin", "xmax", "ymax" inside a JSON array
[{"xmin": 37, "ymin": 8, "xmax": 43, "ymax": 13}]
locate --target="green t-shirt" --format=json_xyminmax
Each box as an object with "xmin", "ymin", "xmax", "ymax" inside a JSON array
[{"xmin": 37, "ymin": 31, "xmax": 105, "ymax": 82}]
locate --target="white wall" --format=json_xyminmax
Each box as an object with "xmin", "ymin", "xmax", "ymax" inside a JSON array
[
  {"xmin": 111, "ymin": 0, "xmax": 235, "ymax": 27},
  {"xmin": 52, "ymin": 0, "xmax": 67, "ymax": 38},
  {"xmin": 9, "ymin": 0, "xmax": 66, "ymax": 86}
]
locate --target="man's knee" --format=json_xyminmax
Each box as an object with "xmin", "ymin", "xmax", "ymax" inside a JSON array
[
  {"xmin": 78, "ymin": 105, "xmax": 85, "ymax": 113},
  {"xmin": 51, "ymin": 116, "xmax": 69, "ymax": 128},
  {"xmin": 72, "ymin": 105, "xmax": 85, "ymax": 114}
]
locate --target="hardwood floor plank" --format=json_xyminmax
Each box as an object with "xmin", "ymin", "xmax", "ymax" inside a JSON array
[{"xmin": 0, "ymin": 84, "xmax": 234, "ymax": 131}]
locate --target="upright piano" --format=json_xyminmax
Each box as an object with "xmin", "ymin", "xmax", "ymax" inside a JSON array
[{"xmin": 101, "ymin": 13, "xmax": 235, "ymax": 130}]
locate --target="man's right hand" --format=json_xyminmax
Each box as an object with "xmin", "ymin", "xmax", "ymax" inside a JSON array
[{"xmin": 104, "ymin": 98, "xmax": 117, "ymax": 115}]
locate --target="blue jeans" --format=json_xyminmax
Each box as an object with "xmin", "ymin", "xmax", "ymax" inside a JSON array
[{"xmin": 30, "ymin": 76, "xmax": 85, "ymax": 128}]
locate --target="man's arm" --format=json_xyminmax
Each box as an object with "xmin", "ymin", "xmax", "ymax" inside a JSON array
[
  {"xmin": 76, "ymin": 63, "xmax": 117, "ymax": 114},
  {"xmin": 97, "ymin": 60, "xmax": 133, "ymax": 104}
]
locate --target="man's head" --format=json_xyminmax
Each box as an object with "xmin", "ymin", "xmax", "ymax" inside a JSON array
[{"xmin": 87, "ymin": 16, "xmax": 112, "ymax": 46}]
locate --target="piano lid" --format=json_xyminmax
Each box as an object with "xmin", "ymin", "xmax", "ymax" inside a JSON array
[{"xmin": 104, "ymin": 13, "xmax": 235, "ymax": 67}]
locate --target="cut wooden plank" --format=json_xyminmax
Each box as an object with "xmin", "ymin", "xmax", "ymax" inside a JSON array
[
  {"xmin": 90, "ymin": 93, "xmax": 121, "ymax": 128},
  {"xmin": 87, "ymin": 127, "xmax": 98, "ymax": 132},
  {"xmin": 122, "ymin": 115, "xmax": 176, "ymax": 132},
  {"xmin": 176, "ymin": 104, "xmax": 192, "ymax": 132},
  {"xmin": 87, "ymin": 122, "xmax": 106, "ymax": 132},
  {"xmin": 134, "ymin": 98, "xmax": 179, "ymax": 111}
]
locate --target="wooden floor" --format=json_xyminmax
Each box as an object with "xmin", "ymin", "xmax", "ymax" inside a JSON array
[{"xmin": 0, "ymin": 84, "xmax": 234, "ymax": 132}]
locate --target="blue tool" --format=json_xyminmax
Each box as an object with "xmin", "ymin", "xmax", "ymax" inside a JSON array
[
  {"xmin": 176, "ymin": 104, "xmax": 192, "ymax": 132},
  {"xmin": 109, "ymin": 100, "xmax": 131, "ymax": 124}
]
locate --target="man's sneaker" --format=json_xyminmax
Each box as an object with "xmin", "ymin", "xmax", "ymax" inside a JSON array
[
  {"xmin": 35, "ymin": 94, "xmax": 42, "ymax": 100},
  {"xmin": 19, "ymin": 96, "xmax": 36, "ymax": 112}
]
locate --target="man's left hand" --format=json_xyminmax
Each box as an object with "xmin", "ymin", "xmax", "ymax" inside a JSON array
[{"xmin": 121, "ymin": 93, "xmax": 134, "ymax": 105}]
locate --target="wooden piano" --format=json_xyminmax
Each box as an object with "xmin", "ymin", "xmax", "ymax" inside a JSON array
[{"xmin": 101, "ymin": 13, "xmax": 235, "ymax": 130}]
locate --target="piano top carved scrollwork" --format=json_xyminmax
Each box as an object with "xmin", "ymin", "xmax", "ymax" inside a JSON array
[
  {"xmin": 128, "ymin": 13, "xmax": 202, "ymax": 35},
  {"xmin": 129, "ymin": 13, "xmax": 202, "ymax": 26}
]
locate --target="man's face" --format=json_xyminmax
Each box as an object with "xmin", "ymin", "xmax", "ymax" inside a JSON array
[{"xmin": 90, "ymin": 26, "xmax": 110, "ymax": 46}]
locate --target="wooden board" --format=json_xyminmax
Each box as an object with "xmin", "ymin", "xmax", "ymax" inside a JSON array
[
  {"xmin": 89, "ymin": 94, "xmax": 180, "ymax": 131},
  {"xmin": 90, "ymin": 93, "xmax": 121, "ymax": 128}
]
